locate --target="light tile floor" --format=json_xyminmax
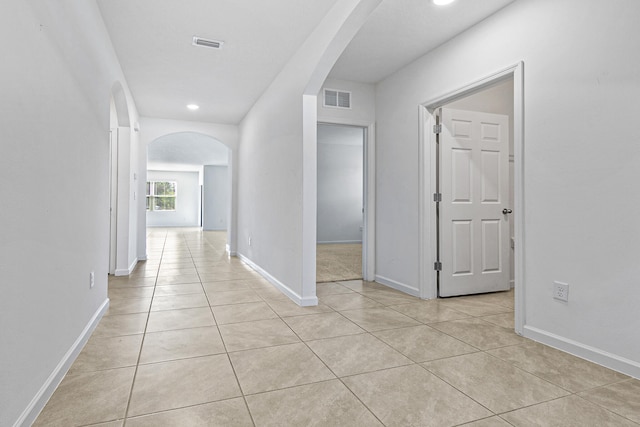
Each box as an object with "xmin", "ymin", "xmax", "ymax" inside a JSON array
[{"xmin": 35, "ymin": 229, "xmax": 639, "ymax": 426}]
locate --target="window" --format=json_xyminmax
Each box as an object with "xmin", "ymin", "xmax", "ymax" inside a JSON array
[{"xmin": 146, "ymin": 181, "xmax": 176, "ymax": 211}]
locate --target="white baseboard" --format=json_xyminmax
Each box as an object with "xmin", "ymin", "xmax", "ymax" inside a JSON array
[
  {"xmin": 114, "ymin": 257, "xmax": 138, "ymax": 276},
  {"xmin": 523, "ymin": 325, "xmax": 640, "ymax": 379},
  {"xmin": 225, "ymin": 244, "xmax": 237, "ymax": 257},
  {"xmin": 237, "ymin": 253, "xmax": 318, "ymax": 306},
  {"xmin": 317, "ymin": 240, "xmax": 363, "ymax": 244},
  {"xmin": 15, "ymin": 299, "xmax": 109, "ymax": 427},
  {"xmin": 128, "ymin": 258, "xmax": 138, "ymax": 274},
  {"xmin": 375, "ymin": 275, "xmax": 420, "ymax": 297},
  {"xmin": 147, "ymin": 225, "xmax": 199, "ymax": 228}
]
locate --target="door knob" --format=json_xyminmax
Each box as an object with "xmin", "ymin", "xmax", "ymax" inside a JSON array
[{"xmin": 502, "ymin": 208, "xmax": 513, "ymax": 215}]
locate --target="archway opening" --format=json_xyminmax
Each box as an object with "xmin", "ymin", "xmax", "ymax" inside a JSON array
[
  {"xmin": 147, "ymin": 132, "xmax": 230, "ymax": 233},
  {"xmin": 109, "ymin": 82, "xmax": 131, "ymax": 275}
]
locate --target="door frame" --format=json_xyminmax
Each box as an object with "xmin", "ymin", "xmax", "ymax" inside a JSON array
[
  {"xmin": 418, "ymin": 62, "xmax": 525, "ymax": 334},
  {"xmin": 317, "ymin": 119, "xmax": 376, "ymax": 282},
  {"xmin": 108, "ymin": 128, "xmax": 118, "ymax": 275}
]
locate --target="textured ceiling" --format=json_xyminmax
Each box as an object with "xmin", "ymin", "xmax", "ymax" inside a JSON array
[
  {"xmin": 147, "ymin": 132, "xmax": 229, "ymax": 168},
  {"xmin": 329, "ymin": 0, "xmax": 515, "ymax": 83},
  {"xmin": 98, "ymin": 0, "xmax": 515, "ymax": 125},
  {"xmin": 97, "ymin": 0, "xmax": 339, "ymax": 124}
]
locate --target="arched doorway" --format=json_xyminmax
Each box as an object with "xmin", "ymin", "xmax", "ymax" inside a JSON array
[
  {"xmin": 109, "ymin": 82, "xmax": 133, "ymax": 275},
  {"xmin": 147, "ymin": 132, "xmax": 231, "ymax": 234}
]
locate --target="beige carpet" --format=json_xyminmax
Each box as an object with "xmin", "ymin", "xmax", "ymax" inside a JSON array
[{"xmin": 316, "ymin": 243, "xmax": 362, "ymax": 283}]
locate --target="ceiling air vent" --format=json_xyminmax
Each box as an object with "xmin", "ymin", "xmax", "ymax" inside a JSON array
[
  {"xmin": 323, "ymin": 89, "xmax": 351, "ymax": 109},
  {"xmin": 192, "ymin": 36, "xmax": 224, "ymax": 49}
]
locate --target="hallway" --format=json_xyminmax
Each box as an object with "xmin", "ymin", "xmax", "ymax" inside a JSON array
[{"xmin": 34, "ymin": 229, "xmax": 639, "ymax": 426}]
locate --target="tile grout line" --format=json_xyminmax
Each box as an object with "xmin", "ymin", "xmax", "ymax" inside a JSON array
[
  {"xmin": 416, "ymin": 360, "xmax": 498, "ymax": 417},
  {"xmin": 121, "ymin": 228, "xmax": 167, "ymax": 426},
  {"xmin": 276, "ymin": 308, "xmax": 388, "ymax": 426},
  {"xmin": 192, "ymin": 256, "xmax": 428, "ymax": 423},
  {"xmin": 73, "ymin": 230, "xmax": 633, "ymax": 426},
  {"xmin": 189, "ymin": 230, "xmax": 258, "ymax": 427},
  {"xmin": 393, "ymin": 300, "xmax": 579, "ymax": 419},
  {"xmin": 117, "ymin": 249, "xmax": 516, "ymax": 424},
  {"xmin": 318, "ymin": 285, "xmax": 536, "ymax": 423}
]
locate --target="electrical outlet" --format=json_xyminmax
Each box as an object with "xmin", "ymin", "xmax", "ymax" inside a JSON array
[
  {"xmin": 553, "ymin": 281, "xmax": 569, "ymax": 302},
  {"xmin": 90, "ymin": 271, "xmax": 95, "ymax": 289}
]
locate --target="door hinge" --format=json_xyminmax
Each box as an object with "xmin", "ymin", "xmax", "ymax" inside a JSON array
[
  {"xmin": 433, "ymin": 193, "xmax": 442, "ymax": 202},
  {"xmin": 434, "ymin": 261, "xmax": 442, "ymax": 271},
  {"xmin": 433, "ymin": 124, "xmax": 442, "ymax": 134}
]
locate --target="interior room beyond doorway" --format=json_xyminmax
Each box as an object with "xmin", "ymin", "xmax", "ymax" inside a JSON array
[
  {"xmin": 146, "ymin": 132, "xmax": 229, "ymax": 231},
  {"xmin": 316, "ymin": 123, "xmax": 365, "ymax": 283},
  {"xmin": 440, "ymin": 77, "xmax": 515, "ymax": 293}
]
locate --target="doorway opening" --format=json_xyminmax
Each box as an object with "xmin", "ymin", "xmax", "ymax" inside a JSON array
[
  {"xmin": 109, "ymin": 83, "xmax": 131, "ymax": 276},
  {"xmin": 316, "ymin": 123, "xmax": 366, "ymax": 283},
  {"xmin": 420, "ymin": 62, "xmax": 524, "ymax": 334},
  {"xmin": 146, "ymin": 132, "xmax": 230, "ymax": 237},
  {"xmin": 436, "ymin": 78, "xmax": 514, "ymax": 298},
  {"xmin": 108, "ymin": 126, "xmax": 117, "ymax": 275}
]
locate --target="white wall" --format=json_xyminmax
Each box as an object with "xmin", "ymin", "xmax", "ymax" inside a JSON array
[
  {"xmin": 147, "ymin": 170, "xmax": 200, "ymax": 227},
  {"xmin": 139, "ymin": 117, "xmax": 239, "ymax": 150},
  {"xmin": 203, "ymin": 166, "xmax": 229, "ymax": 231},
  {"xmin": 318, "ymin": 78, "xmax": 376, "ymax": 124},
  {"xmin": 237, "ymin": 0, "xmax": 382, "ymax": 305},
  {"xmin": 112, "ymin": 124, "xmax": 140, "ymax": 276},
  {"xmin": 0, "ymin": 1, "xmax": 139, "ymax": 425},
  {"xmin": 109, "ymin": 62, "xmax": 140, "ymax": 277},
  {"xmin": 317, "ymin": 126, "xmax": 363, "ymax": 243},
  {"xmin": 375, "ymin": 0, "xmax": 640, "ymax": 376},
  {"xmin": 128, "ymin": 130, "xmax": 139, "ymax": 272}
]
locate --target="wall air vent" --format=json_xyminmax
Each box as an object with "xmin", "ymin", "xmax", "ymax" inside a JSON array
[
  {"xmin": 323, "ymin": 89, "xmax": 351, "ymax": 109},
  {"xmin": 192, "ymin": 36, "xmax": 224, "ymax": 49}
]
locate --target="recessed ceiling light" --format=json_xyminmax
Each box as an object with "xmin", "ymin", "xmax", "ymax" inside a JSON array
[
  {"xmin": 433, "ymin": 0, "xmax": 455, "ymax": 5},
  {"xmin": 187, "ymin": 104, "xmax": 199, "ymax": 111}
]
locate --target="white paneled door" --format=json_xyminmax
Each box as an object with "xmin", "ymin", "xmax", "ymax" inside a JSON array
[{"xmin": 439, "ymin": 108, "xmax": 510, "ymax": 297}]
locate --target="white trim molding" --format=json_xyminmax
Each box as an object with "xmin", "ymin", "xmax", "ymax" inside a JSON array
[
  {"xmin": 363, "ymin": 122, "xmax": 376, "ymax": 282},
  {"xmin": 419, "ymin": 62, "xmax": 525, "ymax": 335},
  {"xmin": 418, "ymin": 106, "xmax": 438, "ymax": 300},
  {"xmin": 225, "ymin": 244, "xmax": 237, "ymax": 257},
  {"xmin": 238, "ymin": 253, "xmax": 318, "ymax": 306},
  {"xmin": 375, "ymin": 275, "xmax": 419, "ymax": 297},
  {"xmin": 317, "ymin": 119, "xmax": 376, "ymax": 283},
  {"xmin": 115, "ymin": 257, "xmax": 139, "ymax": 276},
  {"xmin": 524, "ymin": 326, "xmax": 640, "ymax": 379},
  {"xmin": 15, "ymin": 299, "xmax": 109, "ymax": 427}
]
